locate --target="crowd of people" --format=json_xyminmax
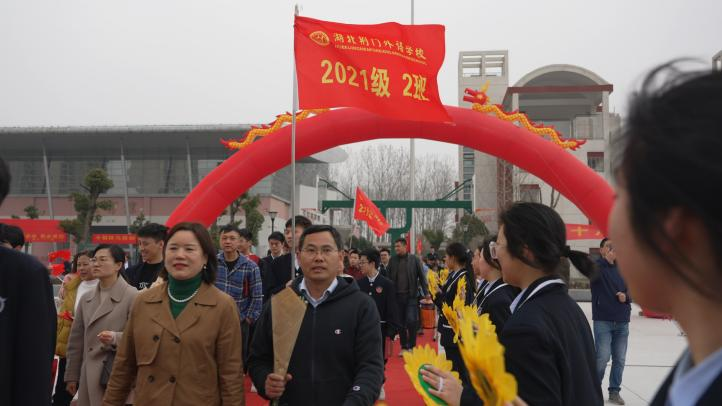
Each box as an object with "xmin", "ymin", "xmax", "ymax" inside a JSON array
[{"xmin": 0, "ymin": 63, "xmax": 721, "ymax": 406}]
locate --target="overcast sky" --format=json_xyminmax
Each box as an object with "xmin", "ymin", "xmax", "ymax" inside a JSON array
[{"xmin": 1, "ymin": 0, "xmax": 720, "ymax": 161}]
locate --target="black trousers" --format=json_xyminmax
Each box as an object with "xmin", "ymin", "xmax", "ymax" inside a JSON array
[{"xmin": 52, "ymin": 357, "xmax": 73, "ymax": 406}]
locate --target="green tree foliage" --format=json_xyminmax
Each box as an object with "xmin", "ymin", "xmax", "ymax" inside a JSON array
[
  {"xmin": 24, "ymin": 205, "xmax": 41, "ymax": 219},
  {"xmin": 129, "ymin": 212, "xmax": 151, "ymax": 234},
  {"xmin": 347, "ymin": 235, "xmax": 374, "ymax": 251},
  {"xmin": 450, "ymin": 214, "xmax": 489, "ymax": 246},
  {"xmin": 60, "ymin": 168, "xmax": 114, "ymax": 244},
  {"xmin": 422, "ymin": 229, "xmax": 445, "ymax": 250},
  {"xmin": 240, "ymin": 193, "xmax": 264, "ymax": 246}
]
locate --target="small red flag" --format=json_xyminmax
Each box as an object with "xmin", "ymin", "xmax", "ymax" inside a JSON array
[
  {"xmin": 353, "ymin": 187, "xmax": 390, "ymax": 237},
  {"xmin": 416, "ymin": 234, "xmax": 422, "ymax": 256},
  {"xmin": 294, "ymin": 16, "xmax": 450, "ymax": 122},
  {"xmin": 48, "ymin": 249, "xmax": 71, "ymax": 263},
  {"xmin": 50, "ymin": 263, "xmax": 65, "ymax": 276}
]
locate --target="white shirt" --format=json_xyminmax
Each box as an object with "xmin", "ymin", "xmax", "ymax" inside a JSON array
[
  {"xmin": 74, "ymin": 279, "xmax": 99, "ymax": 313},
  {"xmin": 668, "ymin": 346, "xmax": 722, "ymax": 406},
  {"xmin": 299, "ymin": 277, "xmax": 339, "ymax": 308},
  {"xmin": 367, "ymin": 271, "xmax": 379, "ymax": 284}
]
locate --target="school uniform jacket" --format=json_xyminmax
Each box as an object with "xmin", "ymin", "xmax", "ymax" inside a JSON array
[
  {"xmin": 476, "ymin": 279, "xmax": 519, "ymax": 333},
  {"xmin": 650, "ymin": 360, "xmax": 722, "ymax": 406},
  {"xmin": 357, "ymin": 274, "xmax": 401, "ymax": 337},
  {"xmin": 265, "ymin": 253, "xmax": 301, "ymax": 298},
  {"xmin": 433, "ymin": 269, "xmax": 473, "ymax": 348},
  {"xmin": 499, "ymin": 276, "xmax": 602, "ymax": 406}
]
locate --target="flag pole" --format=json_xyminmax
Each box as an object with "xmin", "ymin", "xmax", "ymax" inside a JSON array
[
  {"xmin": 409, "ymin": 0, "xmax": 416, "ymax": 255},
  {"xmin": 290, "ymin": 4, "xmax": 300, "ymax": 283}
]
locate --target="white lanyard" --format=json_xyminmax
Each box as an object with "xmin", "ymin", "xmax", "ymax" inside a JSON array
[
  {"xmin": 445, "ymin": 270, "xmax": 465, "ymax": 291},
  {"xmin": 510, "ymin": 278, "xmax": 565, "ymax": 314},
  {"xmin": 478, "ymin": 281, "xmax": 510, "ymax": 312}
]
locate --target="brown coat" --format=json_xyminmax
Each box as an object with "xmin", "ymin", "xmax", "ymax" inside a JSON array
[
  {"xmin": 56, "ymin": 274, "xmax": 81, "ymax": 357},
  {"xmin": 102, "ymin": 281, "xmax": 244, "ymax": 406},
  {"xmin": 65, "ymin": 276, "xmax": 138, "ymax": 406}
]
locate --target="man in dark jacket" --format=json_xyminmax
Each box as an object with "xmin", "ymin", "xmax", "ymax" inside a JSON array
[
  {"xmin": 248, "ymin": 225, "xmax": 384, "ymax": 405},
  {"xmin": 123, "ymin": 222, "xmax": 167, "ymax": 290},
  {"xmin": 0, "ymin": 157, "xmax": 57, "ymax": 406},
  {"xmin": 388, "ymin": 237, "xmax": 429, "ymax": 353},
  {"xmin": 259, "ymin": 231, "xmax": 285, "ymax": 302},
  {"xmin": 591, "ymin": 238, "xmax": 631, "ymax": 405},
  {"xmin": 264, "ymin": 216, "xmax": 312, "ymax": 298}
]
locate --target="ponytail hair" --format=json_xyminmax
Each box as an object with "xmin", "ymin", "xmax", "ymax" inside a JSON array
[{"xmin": 499, "ymin": 202, "xmax": 596, "ymax": 279}]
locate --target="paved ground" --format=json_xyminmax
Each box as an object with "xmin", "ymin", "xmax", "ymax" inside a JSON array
[{"xmin": 578, "ymin": 302, "xmax": 686, "ymax": 405}]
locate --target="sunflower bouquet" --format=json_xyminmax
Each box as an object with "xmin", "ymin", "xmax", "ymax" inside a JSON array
[
  {"xmin": 457, "ymin": 308, "xmax": 518, "ymax": 406},
  {"xmin": 428, "ymin": 271, "xmax": 440, "ymax": 300},
  {"xmin": 402, "ymin": 345, "xmax": 460, "ymax": 405}
]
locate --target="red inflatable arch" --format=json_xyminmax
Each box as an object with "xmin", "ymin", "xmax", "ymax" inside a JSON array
[{"xmin": 167, "ymin": 106, "xmax": 614, "ymax": 234}]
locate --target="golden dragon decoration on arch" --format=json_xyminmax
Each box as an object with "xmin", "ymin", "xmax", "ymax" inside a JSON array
[
  {"xmin": 463, "ymin": 83, "xmax": 586, "ymax": 150},
  {"xmin": 221, "ymin": 109, "xmax": 329, "ymax": 150}
]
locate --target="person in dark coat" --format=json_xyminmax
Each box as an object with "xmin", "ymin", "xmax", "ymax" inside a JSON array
[
  {"xmin": 421, "ymin": 202, "xmax": 602, "ymax": 406},
  {"xmin": 430, "ymin": 242, "xmax": 474, "ymax": 389},
  {"xmin": 472, "ymin": 236, "xmax": 519, "ymax": 332},
  {"xmin": 607, "ymin": 65, "xmax": 722, "ymax": 406},
  {"xmin": 357, "ymin": 248, "xmax": 400, "ymax": 365},
  {"xmin": 264, "ymin": 216, "xmax": 312, "ymax": 298},
  {"xmin": 259, "ymin": 231, "xmax": 285, "ymax": 302},
  {"xmin": 0, "ymin": 157, "xmax": 57, "ymax": 406},
  {"xmin": 388, "ymin": 237, "xmax": 430, "ymax": 353},
  {"xmin": 248, "ymin": 225, "xmax": 384, "ymax": 405}
]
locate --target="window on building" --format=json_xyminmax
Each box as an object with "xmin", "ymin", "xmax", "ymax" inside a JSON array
[
  {"xmin": 519, "ymin": 184, "xmax": 541, "ymax": 204},
  {"xmin": 587, "ymin": 152, "xmax": 605, "ymax": 172}
]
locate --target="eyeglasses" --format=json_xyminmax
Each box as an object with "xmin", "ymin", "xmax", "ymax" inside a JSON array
[
  {"xmin": 300, "ymin": 246, "xmax": 338, "ymax": 257},
  {"xmin": 489, "ymin": 241, "xmax": 503, "ymax": 259},
  {"xmin": 358, "ymin": 260, "xmax": 369, "ymax": 266}
]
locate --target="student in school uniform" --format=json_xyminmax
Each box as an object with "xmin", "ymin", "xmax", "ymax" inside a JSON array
[
  {"xmin": 607, "ymin": 64, "xmax": 722, "ymax": 406},
  {"xmin": 357, "ymin": 247, "xmax": 400, "ymax": 400},
  {"xmin": 422, "ymin": 202, "xmax": 602, "ymax": 406},
  {"xmin": 472, "ymin": 235, "xmax": 519, "ymax": 332},
  {"xmin": 431, "ymin": 242, "xmax": 474, "ymax": 387}
]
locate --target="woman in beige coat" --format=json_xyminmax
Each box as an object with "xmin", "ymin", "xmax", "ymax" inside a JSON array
[
  {"xmin": 65, "ymin": 244, "xmax": 138, "ymax": 406},
  {"xmin": 103, "ymin": 222, "xmax": 243, "ymax": 406}
]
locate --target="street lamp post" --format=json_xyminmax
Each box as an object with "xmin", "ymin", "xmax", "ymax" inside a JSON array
[{"xmin": 269, "ymin": 211, "xmax": 278, "ymax": 233}]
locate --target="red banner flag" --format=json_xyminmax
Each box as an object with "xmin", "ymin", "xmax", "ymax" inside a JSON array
[
  {"xmin": 0, "ymin": 219, "xmax": 68, "ymax": 243},
  {"xmin": 91, "ymin": 234, "xmax": 137, "ymax": 245},
  {"xmin": 48, "ymin": 249, "xmax": 72, "ymax": 263},
  {"xmin": 353, "ymin": 187, "xmax": 390, "ymax": 237},
  {"xmin": 416, "ymin": 234, "xmax": 422, "ymax": 256},
  {"xmin": 565, "ymin": 223, "xmax": 604, "ymax": 240},
  {"xmin": 294, "ymin": 16, "xmax": 450, "ymax": 122},
  {"xmin": 50, "ymin": 263, "xmax": 65, "ymax": 276}
]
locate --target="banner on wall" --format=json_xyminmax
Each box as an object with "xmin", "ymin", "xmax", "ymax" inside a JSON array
[
  {"xmin": 294, "ymin": 15, "xmax": 450, "ymax": 122},
  {"xmin": 92, "ymin": 234, "xmax": 137, "ymax": 245},
  {"xmin": 565, "ymin": 223, "xmax": 604, "ymax": 240},
  {"xmin": 0, "ymin": 219, "xmax": 67, "ymax": 243}
]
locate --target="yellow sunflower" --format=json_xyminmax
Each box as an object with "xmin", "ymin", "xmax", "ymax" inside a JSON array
[
  {"xmin": 428, "ymin": 271, "xmax": 440, "ymax": 300},
  {"xmin": 439, "ymin": 268, "xmax": 450, "ymax": 286},
  {"xmin": 402, "ymin": 344, "xmax": 460, "ymax": 406},
  {"xmin": 457, "ymin": 309, "xmax": 517, "ymax": 406}
]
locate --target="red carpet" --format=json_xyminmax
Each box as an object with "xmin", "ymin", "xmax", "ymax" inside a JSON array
[{"xmin": 244, "ymin": 330, "xmax": 434, "ymax": 405}]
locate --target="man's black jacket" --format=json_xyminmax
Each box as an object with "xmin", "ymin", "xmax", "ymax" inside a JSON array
[
  {"xmin": 357, "ymin": 274, "xmax": 401, "ymax": 337},
  {"xmin": 0, "ymin": 246, "xmax": 57, "ymax": 406},
  {"xmin": 248, "ymin": 276, "xmax": 384, "ymax": 405}
]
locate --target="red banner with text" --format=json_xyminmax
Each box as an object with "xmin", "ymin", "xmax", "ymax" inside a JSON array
[
  {"xmin": 565, "ymin": 223, "xmax": 604, "ymax": 240},
  {"xmin": 0, "ymin": 219, "xmax": 67, "ymax": 243},
  {"xmin": 92, "ymin": 234, "xmax": 137, "ymax": 245},
  {"xmin": 353, "ymin": 187, "xmax": 390, "ymax": 237},
  {"xmin": 294, "ymin": 16, "xmax": 450, "ymax": 122}
]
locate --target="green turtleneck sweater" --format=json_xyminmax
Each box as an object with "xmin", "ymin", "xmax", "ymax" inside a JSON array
[{"xmin": 167, "ymin": 273, "xmax": 203, "ymax": 318}]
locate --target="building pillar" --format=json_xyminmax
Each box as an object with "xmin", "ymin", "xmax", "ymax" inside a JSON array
[
  {"xmin": 601, "ymin": 90, "xmax": 610, "ymax": 176},
  {"xmin": 120, "ymin": 140, "xmax": 132, "ymax": 239},
  {"xmin": 186, "ymin": 138, "xmax": 194, "ymax": 192}
]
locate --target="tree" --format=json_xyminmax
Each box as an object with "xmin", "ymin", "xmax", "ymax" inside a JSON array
[
  {"xmin": 129, "ymin": 211, "xmax": 151, "ymax": 234},
  {"xmin": 60, "ymin": 168, "xmax": 114, "ymax": 244},
  {"xmin": 347, "ymin": 235, "xmax": 374, "ymax": 251},
  {"xmin": 227, "ymin": 196, "xmax": 243, "ymax": 227},
  {"xmin": 240, "ymin": 193, "xmax": 264, "ymax": 246},
  {"xmin": 24, "ymin": 205, "xmax": 41, "ymax": 219},
  {"xmin": 450, "ymin": 214, "xmax": 489, "ymax": 246},
  {"xmin": 422, "ymin": 229, "xmax": 445, "ymax": 250}
]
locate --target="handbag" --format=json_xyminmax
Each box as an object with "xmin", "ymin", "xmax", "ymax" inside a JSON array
[{"xmin": 100, "ymin": 351, "xmax": 116, "ymax": 388}]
